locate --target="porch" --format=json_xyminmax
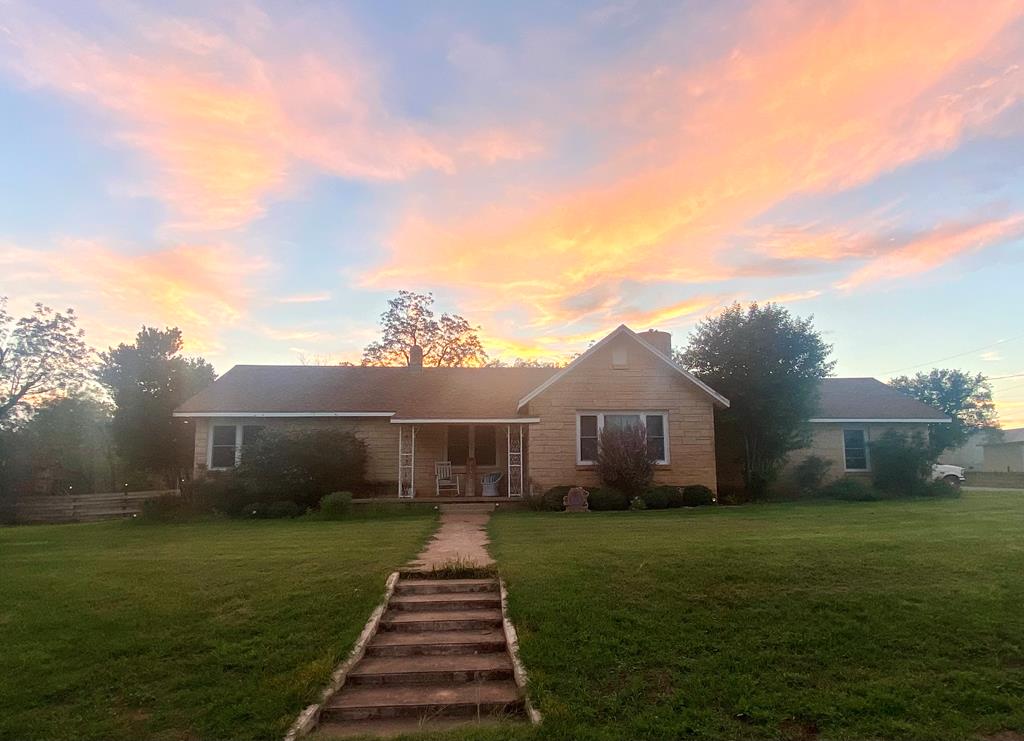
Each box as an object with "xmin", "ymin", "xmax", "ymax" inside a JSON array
[{"xmin": 392, "ymin": 419, "xmax": 536, "ymax": 498}]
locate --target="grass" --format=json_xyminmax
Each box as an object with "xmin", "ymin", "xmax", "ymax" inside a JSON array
[
  {"xmin": 0, "ymin": 514, "xmax": 436, "ymax": 741},
  {"xmin": 476, "ymin": 491, "xmax": 1024, "ymax": 741}
]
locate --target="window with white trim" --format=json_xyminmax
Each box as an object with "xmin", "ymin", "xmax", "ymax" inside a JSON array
[
  {"xmin": 209, "ymin": 423, "xmax": 265, "ymax": 469},
  {"xmin": 576, "ymin": 412, "xmax": 669, "ymax": 465},
  {"xmin": 843, "ymin": 429, "xmax": 868, "ymax": 471}
]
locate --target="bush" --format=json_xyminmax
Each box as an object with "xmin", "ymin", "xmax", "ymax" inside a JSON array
[
  {"xmin": 595, "ymin": 424, "xmax": 655, "ymax": 498},
  {"xmin": 681, "ymin": 484, "xmax": 715, "ymax": 506},
  {"xmin": 817, "ymin": 477, "xmax": 886, "ymax": 502},
  {"xmin": 139, "ymin": 493, "xmax": 197, "ymax": 523},
  {"xmin": 542, "ymin": 486, "xmax": 572, "ymax": 512},
  {"xmin": 587, "ymin": 487, "xmax": 629, "ymax": 511},
  {"xmin": 186, "ymin": 474, "xmax": 258, "ymax": 517},
  {"xmin": 642, "ymin": 485, "xmax": 678, "ymax": 510},
  {"xmin": 237, "ymin": 428, "xmax": 367, "ymax": 510},
  {"xmin": 524, "ymin": 491, "xmax": 550, "ymax": 511},
  {"xmin": 319, "ymin": 491, "xmax": 353, "ymax": 519},
  {"xmin": 870, "ymin": 430, "xmax": 932, "ymax": 495},
  {"xmin": 245, "ymin": 500, "xmax": 302, "ymax": 519},
  {"xmin": 793, "ymin": 455, "xmax": 832, "ymax": 496},
  {"xmin": 921, "ymin": 479, "xmax": 962, "ymax": 499},
  {"xmin": 629, "ymin": 496, "xmax": 647, "ymax": 511}
]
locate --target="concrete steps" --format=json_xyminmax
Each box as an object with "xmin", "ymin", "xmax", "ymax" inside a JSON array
[{"xmin": 317, "ymin": 576, "xmax": 524, "ymax": 736}]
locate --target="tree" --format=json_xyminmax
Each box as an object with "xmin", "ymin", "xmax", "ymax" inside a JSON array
[
  {"xmin": 98, "ymin": 327, "xmax": 215, "ymax": 485},
  {"xmin": 889, "ymin": 369, "xmax": 997, "ymax": 456},
  {"xmin": 362, "ymin": 291, "xmax": 487, "ymax": 367},
  {"xmin": 595, "ymin": 423, "xmax": 655, "ymax": 499},
  {"xmin": 24, "ymin": 396, "xmax": 117, "ymax": 494},
  {"xmin": 678, "ymin": 302, "xmax": 835, "ymax": 498},
  {"xmin": 0, "ymin": 298, "xmax": 92, "ymax": 422}
]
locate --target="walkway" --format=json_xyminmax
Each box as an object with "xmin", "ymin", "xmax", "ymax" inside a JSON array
[{"xmin": 406, "ymin": 506, "xmax": 495, "ymax": 572}]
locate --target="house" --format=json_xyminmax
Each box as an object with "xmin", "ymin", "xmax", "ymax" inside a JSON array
[
  {"xmin": 784, "ymin": 378, "xmax": 950, "ymax": 480},
  {"xmin": 174, "ymin": 325, "xmax": 728, "ymax": 497},
  {"xmin": 174, "ymin": 325, "xmax": 951, "ymax": 497},
  {"xmin": 980, "ymin": 428, "xmax": 1024, "ymax": 472}
]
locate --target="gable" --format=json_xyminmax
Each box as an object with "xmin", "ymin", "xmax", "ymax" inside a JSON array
[{"xmin": 517, "ymin": 324, "xmax": 729, "ymax": 409}]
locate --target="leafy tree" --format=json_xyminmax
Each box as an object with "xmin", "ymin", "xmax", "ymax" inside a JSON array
[
  {"xmin": 678, "ymin": 302, "xmax": 835, "ymax": 498},
  {"xmin": 99, "ymin": 327, "xmax": 215, "ymax": 485},
  {"xmin": 869, "ymin": 429, "xmax": 932, "ymax": 494},
  {"xmin": 0, "ymin": 298, "xmax": 92, "ymax": 422},
  {"xmin": 889, "ymin": 369, "xmax": 997, "ymax": 455},
  {"xmin": 23, "ymin": 397, "xmax": 117, "ymax": 494},
  {"xmin": 362, "ymin": 291, "xmax": 487, "ymax": 367}
]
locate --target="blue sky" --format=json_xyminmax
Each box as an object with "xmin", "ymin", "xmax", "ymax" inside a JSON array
[{"xmin": 1, "ymin": 0, "xmax": 1022, "ymax": 424}]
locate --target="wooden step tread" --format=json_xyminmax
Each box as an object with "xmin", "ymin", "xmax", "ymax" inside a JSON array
[
  {"xmin": 313, "ymin": 716, "xmax": 512, "ymax": 738},
  {"xmin": 396, "ymin": 578, "xmax": 497, "ymax": 589},
  {"xmin": 369, "ymin": 629, "xmax": 506, "ymax": 647},
  {"xmin": 327, "ymin": 680, "xmax": 520, "ymax": 710},
  {"xmin": 351, "ymin": 653, "xmax": 512, "ymax": 677},
  {"xmin": 391, "ymin": 592, "xmax": 500, "ymax": 606},
  {"xmin": 381, "ymin": 609, "xmax": 502, "ymax": 624}
]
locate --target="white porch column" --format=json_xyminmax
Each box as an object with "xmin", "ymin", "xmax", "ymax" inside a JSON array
[
  {"xmin": 507, "ymin": 424, "xmax": 524, "ymax": 497},
  {"xmin": 398, "ymin": 424, "xmax": 416, "ymax": 498}
]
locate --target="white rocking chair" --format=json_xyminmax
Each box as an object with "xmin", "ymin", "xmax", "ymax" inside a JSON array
[{"xmin": 435, "ymin": 461, "xmax": 461, "ymax": 496}]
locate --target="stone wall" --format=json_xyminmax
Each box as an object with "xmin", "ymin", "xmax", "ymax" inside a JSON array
[{"xmin": 523, "ymin": 333, "xmax": 719, "ymax": 492}]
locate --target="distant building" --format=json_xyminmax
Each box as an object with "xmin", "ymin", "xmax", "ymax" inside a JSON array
[
  {"xmin": 939, "ymin": 428, "xmax": 1002, "ymax": 470},
  {"xmin": 981, "ymin": 428, "xmax": 1024, "ymax": 473}
]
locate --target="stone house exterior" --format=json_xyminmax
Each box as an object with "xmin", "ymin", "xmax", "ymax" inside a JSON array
[
  {"xmin": 175, "ymin": 326, "xmax": 951, "ymax": 497},
  {"xmin": 782, "ymin": 378, "xmax": 950, "ymax": 482},
  {"xmin": 175, "ymin": 325, "xmax": 729, "ymax": 497}
]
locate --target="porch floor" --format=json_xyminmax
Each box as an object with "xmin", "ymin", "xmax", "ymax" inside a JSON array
[{"xmin": 351, "ymin": 496, "xmax": 524, "ymax": 504}]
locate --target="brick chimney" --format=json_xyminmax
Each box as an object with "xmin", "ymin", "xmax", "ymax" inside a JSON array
[
  {"xmin": 408, "ymin": 344, "xmax": 423, "ymax": 368},
  {"xmin": 642, "ymin": 329, "xmax": 672, "ymax": 356}
]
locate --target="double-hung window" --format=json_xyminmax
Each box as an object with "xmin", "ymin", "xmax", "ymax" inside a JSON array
[
  {"xmin": 209, "ymin": 423, "xmax": 265, "ymax": 469},
  {"xmin": 576, "ymin": 412, "xmax": 669, "ymax": 465},
  {"xmin": 843, "ymin": 429, "xmax": 868, "ymax": 471}
]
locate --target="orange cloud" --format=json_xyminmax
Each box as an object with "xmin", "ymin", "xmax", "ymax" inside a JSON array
[
  {"xmin": 1, "ymin": 239, "xmax": 269, "ymax": 355},
  {"xmin": 0, "ymin": 3, "xmax": 537, "ymax": 230},
  {"xmin": 837, "ymin": 215, "xmax": 1024, "ymax": 290},
  {"xmin": 366, "ymin": 0, "xmax": 1024, "ymax": 330}
]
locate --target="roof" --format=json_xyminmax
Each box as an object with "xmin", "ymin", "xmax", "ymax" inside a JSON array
[
  {"xmin": 812, "ymin": 378, "xmax": 950, "ymax": 422},
  {"xmin": 174, "ymin": 365, "xmax": 558, "ymax": 420},
  {"xmin": 516, "ymin": 324, "xmax": 730, "ymax": 409},
  {"xmin": 981, "ymin": 427, "xmax": 1024, "ymax": 445}
]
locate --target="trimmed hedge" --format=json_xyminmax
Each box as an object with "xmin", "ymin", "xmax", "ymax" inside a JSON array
[
  {"xmin": 817, "ymin": 477, "xmax": 885, "ymax": 502},
  {"xmin": 319, "ymin": 491, "xmax": 353, "ymax": 519},
  {"xmin": 588, "ymin": 487, "xmax": 629, "ymax": 511},
  {"xmin": 641, "ymin": 486, "xmax": 676, "ymax": 510},
  {"xmin": 542, "ymin": 486, "xmax": 572, "ymax": 512},
  {"xmin": 681, "ymin": 485, "xmax": 715, "ymax": 506}
]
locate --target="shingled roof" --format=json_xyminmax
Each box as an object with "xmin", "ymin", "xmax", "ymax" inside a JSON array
[
  {"xmin": 174, "ymin": 365, "xmax": 559, "ymax": 420},
  {"xmin": 813, "ymin": 378, "xmax": 950, "ymax": 421}
]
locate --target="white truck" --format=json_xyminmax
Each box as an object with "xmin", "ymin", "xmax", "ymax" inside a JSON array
[{"xmin": 931, "ymin": 464, "xmax": 966, "ymax": 488}]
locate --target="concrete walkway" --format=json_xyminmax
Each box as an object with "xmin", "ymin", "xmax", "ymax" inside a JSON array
[{"xmin": 406, "ymin": 507, "xmax": 495, "ymax": 571}]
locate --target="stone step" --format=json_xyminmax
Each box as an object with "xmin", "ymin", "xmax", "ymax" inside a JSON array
[
  {"xmin": 314, "ymin": 716, "xmax": 511, "ymax": 738},
  {"xmin": 379, "ymin": 609, "xmax": 502, "ymax": 633},
  {"xmin": 366, "ymin": 629, "xmax": 507, "ymax": 657},
  {"xmin": 394, "ymin": 578, "xmax": 498, "ymax": 596},
  {"xmin": 321, "ymin": 680, "xmax": 522, "ymax": 721},
  {"xmin": 347, "ymin": 653, "xmax": 513, "ymax": 686},
  {"xmin": 389, "ymin": 592, "xmax": 501, "ymax": 612}
]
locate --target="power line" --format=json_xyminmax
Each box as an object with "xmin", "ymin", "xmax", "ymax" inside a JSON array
[
  {"xmin": 882, "ymin": 332, "xmax": 1024, "ymax": 375},
  {"xmin": 990, "ymin": 372, "xmax": 1024, "ymax": 381}
]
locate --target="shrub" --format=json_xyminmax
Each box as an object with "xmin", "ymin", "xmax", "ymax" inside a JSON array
[
  {"xmin": 319, "ymin": 491, "xmax": 353, "ymax": 520},
  {"xmin": 523, "ymin": 491, "xmax": 549, "ymax": 511},
  {"xmin": 542, "ymin": 486, "xmax": 572, "ymax": 512},
  {"xmin": 187, "ymin": 473, "xmax": 258, "ymax": 517},
  {"xmin": 587, "ymin": 487, "xmax": 629, "ymax": 511},
  {"xmin": 237, "ymin": 428, "xmax": 367, "ymax": 510},
  {"xmin": 817, "ymin": 477, "xmax": 885, "ymax": 502},
  {"xmin": 245, "ymin": 500, "xmax": 302, "ymax": 519},
  {"xmin": 139, "ymin": 493, "xmax": 196, "ymax": 523},
  {"xmin": 595, "ymin": 424, "xmax": 655, "ymax": 499},
  {"xmin": 682, "ymin": 484, "xmax": 715, "ymax": 506},
  {"xmin": 869, "ymin": 430, "xmax": 932, "ymax": 495},
  {"xmin": 629, "ymin": 496, "xmax": 647, "ymax": 510},
  {"xmin": 921, "ymin": 479, "xmax": 962, "ymax": 499},
  {"xmin": 793, "ymin": 455, "xmax": 833, "ymax": 496},
  {"xmin": 642, "ymin": 485, "xmax": 678, "ymax": 510}
]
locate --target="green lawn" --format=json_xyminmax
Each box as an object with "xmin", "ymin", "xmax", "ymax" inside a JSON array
[
  {"xmin": 0, "ymin": 515, "xmax": 436, "ymax": 741},
  {"xmin": 484, "ymin": 492, "xmax": 1024, "ymax": 741}
]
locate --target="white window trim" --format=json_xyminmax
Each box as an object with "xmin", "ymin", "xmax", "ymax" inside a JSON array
[
  {"xmin": 207, "ymin": 422, "xmax": 265, "ymax": 470},
  {"xmin": 842, "ymin": 428, "xmax": 870, "ymax": 472},
  {"xmin": 575, "ymin": 411, "xmax": 670, "ymax": 466}
]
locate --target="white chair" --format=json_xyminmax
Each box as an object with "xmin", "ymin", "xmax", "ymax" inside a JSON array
[
  {"xmin": 435, "ymin": 461, "xmax": 461, "ymax": 496},
  {"xmin": 481, "ymin": 471, "xmax": 503, "ymax": 497}
]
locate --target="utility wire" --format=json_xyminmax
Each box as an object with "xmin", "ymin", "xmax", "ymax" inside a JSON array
[{"xmin": 882, "ymin": 332, "xmax": 1024, "ymax": 375}]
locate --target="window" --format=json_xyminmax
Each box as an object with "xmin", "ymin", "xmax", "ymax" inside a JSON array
[
  {"xmin": 210, "ymin": 425, "xmax": 238, "ymax": 468},
  {"xmin": 473, "ymin": 425, "xmax": 497, "ymax": 466},
  {"xmin": 577, "ymin": 412, "xmax": 669, "ymax": 465},
  {"xmin": 843, "ymin": 429, "xmax": 868, "ymax": 470},
  {"xmin": 241, "ymin": 425, "xmax": 264, "ymax": 461},
  {"xmin": 446, "ymin": 425, "xmax": 497, "ymax": 467}
]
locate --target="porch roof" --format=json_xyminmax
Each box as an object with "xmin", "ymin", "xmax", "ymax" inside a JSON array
[{"xmin": 174, "ymin": 365, "xmax": 558, "ymax": 420}]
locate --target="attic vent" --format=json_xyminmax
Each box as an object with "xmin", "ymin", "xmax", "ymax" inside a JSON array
[{"xmin": 612, "ymin": 346, "xmax": 628, "ymax": 368}]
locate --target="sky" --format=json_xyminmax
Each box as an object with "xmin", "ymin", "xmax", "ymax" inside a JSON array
[{"xmin": 1, "ymin": 0, "xmax": 1023, "ymax": 426}]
